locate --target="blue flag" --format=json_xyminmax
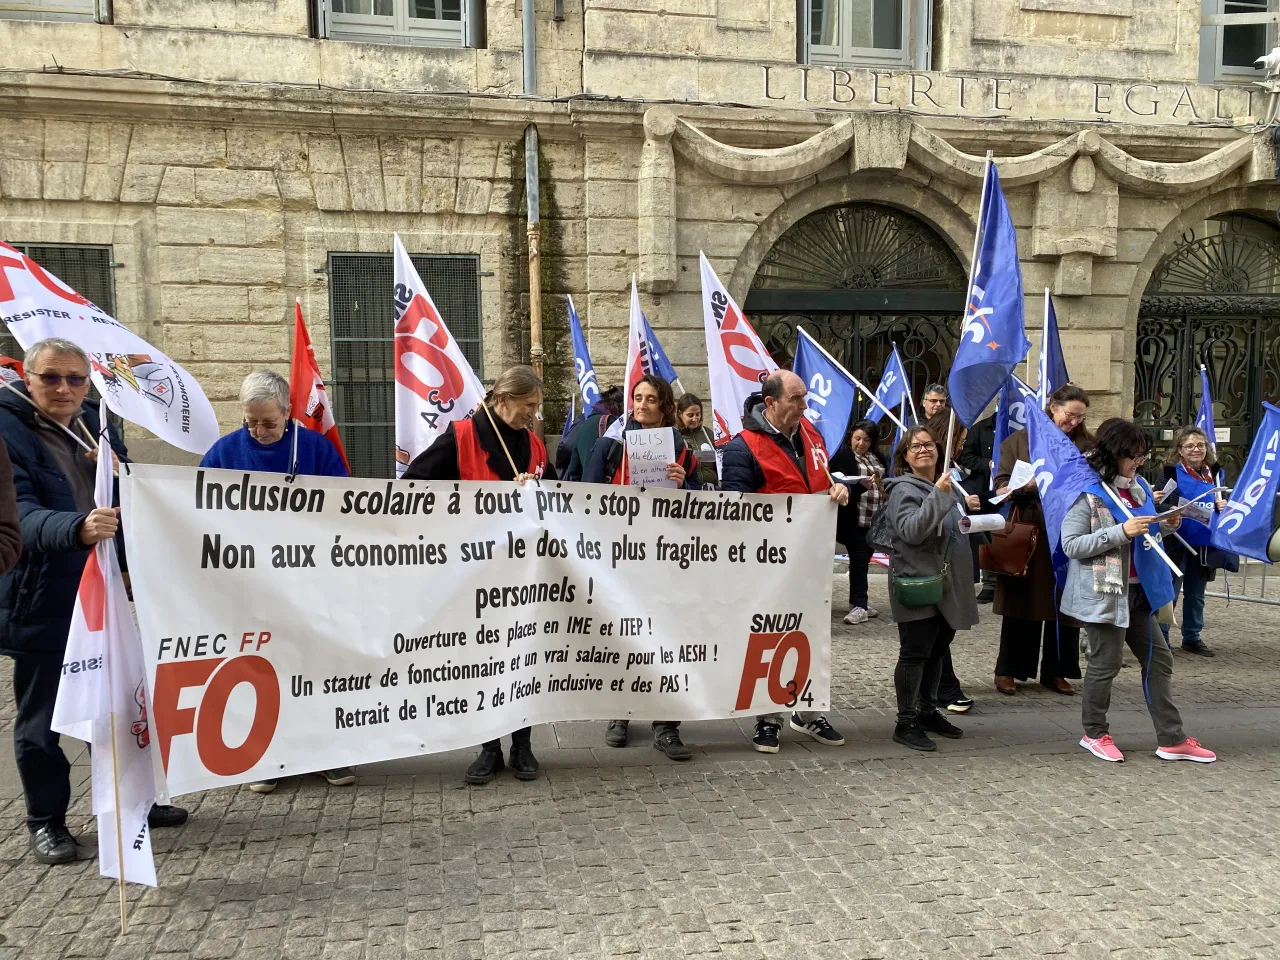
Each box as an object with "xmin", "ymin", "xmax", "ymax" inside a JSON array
[
  {"xmin": 1212, "ymin": 401, "xmax": 1280, "ymax": 563},
  {"xmin": 991, "ymin": 374, "xmax": 1037, "ymax": 490},
  {"xmin": 567, "ymin": 296, "xmax": 601, "ymax": 412},
  {"xmin": 793, "ymin": 329, "xmax": 857, "ymax": 455},
  {"xmin": 561, "ymin": 394, "xmax": 577, "ymax": 440},
  {"xmin": 1026, "ymin": 400, "xmax": 1098, "ymax": 576},
  {"xmin": 1194, "ymin": 366, "xmax": 1216, "ymax": 453},
  {"xmin": 641, "ymin": 315, "xmax": 680, "ymax": 386},
  {"xmin": 948, "ymin": 164, "xmax": 1031, "ymax": 426},
  {"xmin": 1036, "ymin": 293, "xmax": 1070, "ymax": 405},
  {"xmin": 868, "ymin": 345, "xmax": 909, "ymax": 424}
]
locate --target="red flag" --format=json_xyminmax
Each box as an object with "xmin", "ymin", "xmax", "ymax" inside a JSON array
[{"xmin": 289, "ymin": 300, "xmax": 350, "ymax": 472}]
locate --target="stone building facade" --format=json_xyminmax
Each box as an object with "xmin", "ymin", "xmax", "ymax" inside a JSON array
[{"xmin": 0, "ymin": 0, "xmax": 1278, "ymax": 473}]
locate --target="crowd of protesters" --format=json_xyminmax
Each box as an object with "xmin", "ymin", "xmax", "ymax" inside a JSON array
[{"xmin": 0, "ymin": 340, "xmax": 1226, "ymax": 865}]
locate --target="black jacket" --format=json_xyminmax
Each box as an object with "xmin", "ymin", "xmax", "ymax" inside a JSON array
[
  {"xmin": 402, "ymin": 414, "xmax": 559, "ymax": 483},
  {"xmin": 0, "ymin": 386, "xmax": 127, "ymax": 656},
  {"xmin": 959, "ymin": 413, "xmax": 997, "ymax": 496}
]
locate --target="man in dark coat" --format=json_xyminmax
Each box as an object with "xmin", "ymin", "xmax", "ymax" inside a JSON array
[
  {"xmin": 959, "ymin": 412, "xmax": 997, "ymax": 605},
  {"xmin": 0, "ymin": 338, "xmax": 187, "ymax": 864},
  {"xmin": 0, "ymin": 437, "xmax": 20, "ymax": 575}
]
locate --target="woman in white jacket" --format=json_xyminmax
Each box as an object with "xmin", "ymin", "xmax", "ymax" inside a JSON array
[{"xmin": 1060, "ymin": 418, "xmax": 1216, "ymax": 765}]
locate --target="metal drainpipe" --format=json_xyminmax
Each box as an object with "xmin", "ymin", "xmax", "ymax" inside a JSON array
[{"xmin": 523, "ymin": 0, "xmax": 545, "ymax": 434}]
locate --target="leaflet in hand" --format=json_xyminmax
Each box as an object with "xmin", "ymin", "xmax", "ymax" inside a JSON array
[
  {"xmin": 1157, "ymin": 486, "xmax": 1230, "ymax": 522},
  {"xmin": 990, "ymin": 459, "xmax": 1035, "ymax": 505}
]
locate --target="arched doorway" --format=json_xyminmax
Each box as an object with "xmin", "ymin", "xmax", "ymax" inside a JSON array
[
  {"xmin": 744, "ymin": 201, "xmax": 966, "ymax": 435},
  {"xmin": 1135, "ymin": 212, "xmax": 1280, "ymax": 477}
]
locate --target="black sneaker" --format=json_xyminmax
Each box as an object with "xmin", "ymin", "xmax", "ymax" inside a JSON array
[
  {"xmin": 465, "ymin": 747, "xmax": 504, "ymax": 784},
  {"xmin": 1182, "ymin": 642, "xmax": 1215, "ymax": 658},
  {"xmin": 604, "ymin": 720, "xmax": 629, "ymax": 747},
  {"xmin": 920, "ymin": 712, "xmax": 963, "ymax": 739},
  {"xmin": 653, "ymin": 729, "xmax": 692, "ymax": 761},
  {"xmin": 946, "ymin": 697, "xmax": 974, "ymax": 714},
  {"xmin": 147, "ymin": 804, "xmax": 189, "ymax": 829},
  {"xmin": 752, "ymin": 721, "xmax": 781, "ymax": 753},
  {"xmin": 508, "ymin": 741, "xmax": 540, "ymax": 780},
  {"xmin": 789, "ymin": 713, "xmax": 845, "ymax": 746},
  {"xmin": 892, "ymin": 723, "xmax": 937, "ymax": 752},
  {"xmin": 30, "ymin": 825, "xmax": 78, "ymax": 864},
  {"xmin": 976, "ymin": 585, "xmax": 995, "ymax": 604}
]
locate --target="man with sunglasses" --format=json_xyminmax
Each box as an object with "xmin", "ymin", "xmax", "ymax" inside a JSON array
[{"xmin": 0, "ymin": 338, "xmax": 188, "ymax": 864}]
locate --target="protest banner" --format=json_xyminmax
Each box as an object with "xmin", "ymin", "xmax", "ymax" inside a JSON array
[{"xmin": 122, "ymin": 468, "xmax": 835, "ymax": 797}]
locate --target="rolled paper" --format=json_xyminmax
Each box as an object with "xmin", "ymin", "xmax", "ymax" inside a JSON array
[{"xmin": 959, "ymin": 513, "xmax": 1008, "ymax": 534}]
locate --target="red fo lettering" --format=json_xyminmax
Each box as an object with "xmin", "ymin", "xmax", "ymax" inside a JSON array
[{"xmin": 735, "ymin": 631, "xmax": 811, "ymax": 710}]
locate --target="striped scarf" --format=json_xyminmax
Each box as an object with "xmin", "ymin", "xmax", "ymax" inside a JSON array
[
  {"xmin": 854, "ymin": 451, "xmax": 886, "ymax": 528},
  {"xmin": 1085, "ymin": 493, "xmax": 1127, "ymax": 595}
]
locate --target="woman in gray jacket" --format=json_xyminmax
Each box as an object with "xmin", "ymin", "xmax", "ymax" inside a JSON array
[
  {"xmin": 1060, "ymin": 418, "xmax": 1217, "ymax": 765},
  {"xmin": 883, "ymin": 426, "xmax": 981, "ymax": 752}
]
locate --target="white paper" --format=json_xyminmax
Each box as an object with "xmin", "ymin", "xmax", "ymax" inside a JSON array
[
  {"xmin": 626, "ymin": 427, "xmax": 677, "ymax": 488},
  {"xmin": 990, "ymin": 459, "xmax": 1035, "ymax": 505},
  {"xmin": 959, "ymin": 514, "xmax": 1007, "ymax": 535},
  {"xmin": 1160, "ymin": 478, "xmax": 1178, "ymax": 498}
]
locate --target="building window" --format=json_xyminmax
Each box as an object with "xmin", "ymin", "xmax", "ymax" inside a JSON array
[
  {"xmin": 0, "ymin": 0, "xmax": 101, "ymax": 22},
  {"xmin": 316, "ymin": 0, "xmax": 471, "ymax": 48},
  {"xmin": 803, "ymin": 0, "xmax": 929, "ymax": 69},
  {"xmin": 1202, "ymin": 0, "xmax": 1277, "ymax": 82},
  {"xmin": 327, "ymin": 252, "xmax": 482, "ymax": 479},
  {"xmin": 0, "ymin": 244, "xmax": 115, "ymax": 362}
]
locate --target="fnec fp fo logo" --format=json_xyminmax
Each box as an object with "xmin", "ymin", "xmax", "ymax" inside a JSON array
[
  {"xmin": 735, "ymin": 622, "xmax": 813, "ymax": 711},
  {"xmin": 151, "ymin": 632, "xmax": 280, "ymax": 777}
]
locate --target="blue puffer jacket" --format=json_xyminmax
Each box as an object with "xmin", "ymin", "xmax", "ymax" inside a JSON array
[{"xmin": 0, "ymin": 385, "xmax": 128, "ymax": 657}]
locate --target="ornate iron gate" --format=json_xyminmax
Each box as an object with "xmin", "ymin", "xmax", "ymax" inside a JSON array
[
  {"xmin": 1135, "ymin": 214, "xmax": 1280, "ymax": 479},
  {"xmin": 744, "ymin": 202, "xmax": 966, "ymax": 441}
]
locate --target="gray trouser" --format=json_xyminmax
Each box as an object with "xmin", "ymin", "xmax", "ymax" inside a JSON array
[
  {"xmin": 759, "ymin": 712, "xmax": 822, "ymax": 726},
  {"xmin": 1081, "ymin": 585, "xmax": 1185, "ymax": 747}
]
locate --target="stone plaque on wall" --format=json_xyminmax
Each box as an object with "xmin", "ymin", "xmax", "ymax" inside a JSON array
[{"xmin": 1023, "ymin": 331, "xmax": 1112, "ymax": 394}]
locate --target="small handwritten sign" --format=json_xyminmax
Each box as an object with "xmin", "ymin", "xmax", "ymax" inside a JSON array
[{"xmin": 626, "ymin": 427, "xmax": 677, "ymax": 488}]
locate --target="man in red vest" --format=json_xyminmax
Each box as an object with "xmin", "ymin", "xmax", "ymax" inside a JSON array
[{"xmin": 721, "ymin": 370, "xmax": 850, "ymax": 754}]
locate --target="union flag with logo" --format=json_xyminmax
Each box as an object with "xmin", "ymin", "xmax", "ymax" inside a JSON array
[{"xmin": 289, "ymin": 299, "xmax": 350, "ymax": 473}]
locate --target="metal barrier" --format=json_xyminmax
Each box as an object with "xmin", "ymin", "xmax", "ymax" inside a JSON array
[{"xmin": 1204, "ymin": 560, "xmax": 1280, "ymax": 606}]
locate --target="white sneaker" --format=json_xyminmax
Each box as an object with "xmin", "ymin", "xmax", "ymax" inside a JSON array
[
  {"xmin": 865, "ymin": 605, "xmax": 879, "ymax": 618},
  {"xmin": 843, "ymin": 607, "xmax": 869, "ymax": 625}
]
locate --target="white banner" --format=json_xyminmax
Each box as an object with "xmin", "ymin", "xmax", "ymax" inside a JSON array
[
  {"xmin": 0, "ymin": 241, "xmax": 219, "ymax": 455},
  {"xmin": 122, "ymin": 467, "xmax": 834, "ymax": 797},
  {"xmin": 392, "ymin": 234, "xmax": 486, "ymax": 475},
  {"xmin": 699, "ymin": 252, "xmax": 778, "ymax": 446}
]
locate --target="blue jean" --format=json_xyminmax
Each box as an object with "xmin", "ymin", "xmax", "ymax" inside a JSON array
[{"xmin": 1161, "ymin": 559, "xmax": 1207, "ymax": 646}]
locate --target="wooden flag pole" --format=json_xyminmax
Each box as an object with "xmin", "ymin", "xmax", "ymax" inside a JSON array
[
  {"xmin": 480, "ymin": 403, "xmax": 525, "ymax": 479},
  {"xmin": 109, "ymin": 710, "xmax": 128, "ymax": 935},
  {"xmin": 1098, "ymin": 480, "xmax": 1183, "ymax": 577}
]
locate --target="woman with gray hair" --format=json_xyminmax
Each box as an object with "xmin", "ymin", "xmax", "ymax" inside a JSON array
[
  {"xmin": 199, "ymin": 369, "xmax": 348, "ymax": 478},
  {"xmin": 199, "ymin": 368, "xmax": 351, "ymax": 793}
]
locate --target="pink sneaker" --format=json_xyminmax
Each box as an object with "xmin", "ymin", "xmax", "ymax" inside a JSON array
[
  {"xmin": 1156, "ymin": 738, "xmax": 1217, "ymax": 763},
  {"xmin": 1080, "ymin": 734, "xmax": 1124, "ymax": 762}
]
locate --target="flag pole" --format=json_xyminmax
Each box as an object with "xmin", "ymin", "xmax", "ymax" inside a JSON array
[
  {"xmin": 109, "ymin": 710, "xmax": 128, "ymax": 935},
  {"xmin": 895, "ymin": 344, "xmax": 919, "ymax": 425},
  {"xmin": 480, "ymin": 402, "xmax": 524, "ymax": 479},
  {"xmin": 1098, "ymin": 480, "xmax": 1183, "ymax": 577},
  {"xmin": 1039, "ymin": 287, "xmax": 1051, "ymax": 405},
  {"xmin": 1201, "ymin": 364, "xmax": 1216, "ymax": 459},
  {"xmin": 797, "ymin": 328, "xmax": 906, "ymax": 432}
]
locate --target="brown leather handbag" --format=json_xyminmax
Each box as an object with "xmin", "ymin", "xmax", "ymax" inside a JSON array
[{"xmin": 979, "ymin": 506, "xmax": 1039, "ymax": 577}]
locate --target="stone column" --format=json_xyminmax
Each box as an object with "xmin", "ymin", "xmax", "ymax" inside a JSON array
[{"xmin": 638, "ymin": 107, "xmax": 677, "ymax": 295}]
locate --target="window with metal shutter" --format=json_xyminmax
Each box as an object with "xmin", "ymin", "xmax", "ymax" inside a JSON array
[{"xmin": 327, "ymin": 251, "xmax": 482, "ymax": 478}]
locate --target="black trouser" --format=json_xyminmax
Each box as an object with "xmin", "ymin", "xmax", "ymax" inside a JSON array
[
  {"xmin": 846, "ymin": 526, "xmax": 872, "ymax": 609},
  {"xmin": 894, "ymin": 615, "xmax": 955, "ymax": 726},
  {"xmin": 483, "ymin": 726, "xmax": 532, "ymax": 751},
  {"xmin": 10, "ymin": 654, "xmax": 71, "ymax": 832},
  {"xmin": 995, "ymin": 617, "xmax": 1082, "ymax": 681},
  {"xmin": 936, "ymin": 647, "xmax": 965, "ymax": 705}
]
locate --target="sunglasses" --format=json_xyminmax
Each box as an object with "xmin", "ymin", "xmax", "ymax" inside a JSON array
[{"xmin": 33, "ymin": 372, "xmax": 88, "ymax": 387}]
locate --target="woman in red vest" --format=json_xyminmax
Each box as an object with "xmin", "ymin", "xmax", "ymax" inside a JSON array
[
  {"xmin": 584, "ymin": 374, "xmax": 700, "ymax": 760},
  {"xmin": 403, "ymin": 365, "xmax": 553, "ymax": 785}
]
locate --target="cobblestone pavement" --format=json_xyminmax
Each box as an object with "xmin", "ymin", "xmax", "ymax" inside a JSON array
[{"xmin": 2, "ymin": 572, "xmax": 1279, "ymax": 959}]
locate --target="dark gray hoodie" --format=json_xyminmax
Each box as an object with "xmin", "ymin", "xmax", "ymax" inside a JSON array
[{"xmin": 882, "ymin": 473, "xmax": 980, "ymax": 630}]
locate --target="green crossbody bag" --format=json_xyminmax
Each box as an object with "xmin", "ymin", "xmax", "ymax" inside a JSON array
[{"xmin": 891, "ymin": 533, "xmax": 954, "ymax": 608}]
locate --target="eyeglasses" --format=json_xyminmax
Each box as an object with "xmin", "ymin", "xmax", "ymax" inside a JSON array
[
  {"xmin": 1130, "ymin": 453, "xmax": 1148, "ymax": 465},
  {"xmin": 244, "ymin": 419, "xmax": 282, "ymax": 432},
  {"xmin": 1181, "ymin": 443, "xmax": 1207, "ymax": 451},
  {"xmin": 33, "ymin": 372, "xmax": 88, "ymax": 387},
  {"xmin": 1059, "ymin": 412, "xmax": 1087, "ymax": 426},
  {"xmin": 908, "ymin": 442, "xmax": 937, "ymax": 453}
]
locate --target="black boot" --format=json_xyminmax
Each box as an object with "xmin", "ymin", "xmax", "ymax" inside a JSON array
[
  {"xmin": 148, "ymin": 804, "xmax": 189, "ymax": 828},
  {"xmin": 508, "ymin": 740, "xmax": 540, "ymax": 780},
  {"xmin": 465, "ymin": 745, "xmax": 504, "ymax": 784},
  {"xmin": 892, "ymin": 723, "xmax": 937, "ymax": 752},
  {"xmin": 920, "ymin": 711, "xmax": 963, "ymax": 739}
]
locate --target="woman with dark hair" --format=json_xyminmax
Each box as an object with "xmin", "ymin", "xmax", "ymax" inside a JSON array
[
  {"xmin": 830, "ymin": 419, "xmax": 888, "ymax": 624},
  {"xmin": 1061, "ymin": 418, "xmax": 1216, "ymax": 763},
  {"xmin": 1154, "ymin": 425, "xmax": 1229, "ymax": 657},
  {"xmin": 992, "ymin": 384, "xmax": 1092, "ymax": 697},
  {"xmin": 587, "ymin": 375, "xmax": 700, "ymax": 761},
  {"xmin": 676, "ymin": 392, "xmax": 720, "ymax": 488},
  {"xmin": 883, "ymin": 426, "xmax": 981, "ymax": 751}
]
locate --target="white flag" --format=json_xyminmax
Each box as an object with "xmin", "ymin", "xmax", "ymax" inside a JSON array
[
  {"xmin": 51, "ymin": 401, "xmax": 158, "ymax": 886},
  {"xmin": 0, "ymin": 241, "xmax": 219, "ymax": 455},
  {"xmin": 392, "ymin": 234, "xmax": 486, "ymax": 476},
  {"xmin": 699, "ymin": 252, "xmax": 777, "ymax": 445}
]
